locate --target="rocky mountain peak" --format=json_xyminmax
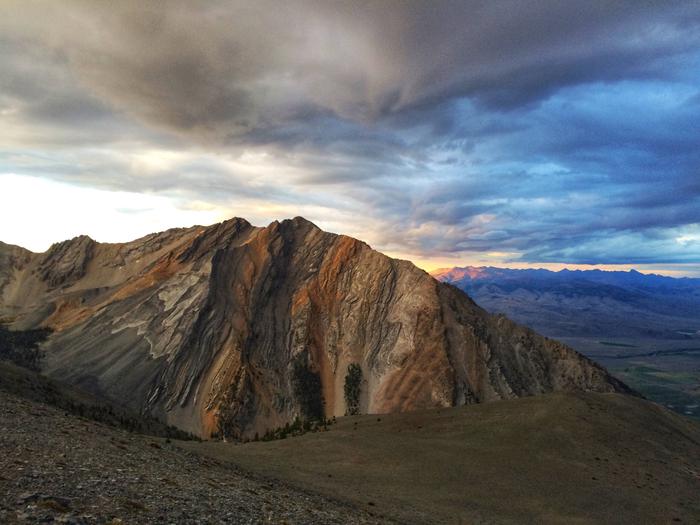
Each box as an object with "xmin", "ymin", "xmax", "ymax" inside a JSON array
[
  {"xmin": 0, "ymin": 217, "xmax": 631, "ymax": 438},
  {"xmin": 37, "ymin": 235, "xmax": 96, "ymax": 289},
  {"xmin": 286, "ymin": 216, "xmax": 321, "ymax": 229}
]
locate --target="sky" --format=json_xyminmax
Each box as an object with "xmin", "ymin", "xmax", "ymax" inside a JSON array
[{"xmin": 1, "ymin": 1, "xmax": 699, "ymax": 275}]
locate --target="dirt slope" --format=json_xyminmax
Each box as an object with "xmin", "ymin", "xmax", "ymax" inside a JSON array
[{"xmin": 0, "ymin": 390, "xmax": 382, "ymax": 524}]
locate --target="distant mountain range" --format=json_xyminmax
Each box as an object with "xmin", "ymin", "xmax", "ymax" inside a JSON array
[{"xmin": 432, "ymin": 266, "xmax": 700, "ymax": 339}]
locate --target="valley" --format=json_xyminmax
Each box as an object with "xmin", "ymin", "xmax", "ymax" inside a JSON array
[
  {"xmin": 433, "ymin": 266, "xmax": 700, "ymax": 418},
  {"xmin": 559, "ymin": 337, "xmax": 700, "ymax": 418}
]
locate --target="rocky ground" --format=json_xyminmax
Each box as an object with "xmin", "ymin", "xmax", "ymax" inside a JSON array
[{"xmin": 0, "ymin": 391, "xmax": 384, "ymax": 524}]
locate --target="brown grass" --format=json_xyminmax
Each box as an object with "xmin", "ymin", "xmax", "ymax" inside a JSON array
[{"xmin": 181, "ymin": 392, "xmax": 700, "ymax": 524}]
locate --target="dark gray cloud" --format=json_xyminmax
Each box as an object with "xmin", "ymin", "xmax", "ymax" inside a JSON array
[
  {"xmin": 4, "ymin": 1, "xmax": 698, "ymax": 142},
  {"xmin": 1, "ymin": 0, "xmax": 699, "ymax": 268}
]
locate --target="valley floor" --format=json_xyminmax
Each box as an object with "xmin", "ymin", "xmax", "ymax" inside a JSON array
[{"xmin": 561, "ymin": 336, "xmax": 700, "ymax": 419}]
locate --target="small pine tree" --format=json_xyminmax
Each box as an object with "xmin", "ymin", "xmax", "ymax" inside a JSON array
[
  {"xmin": 344, "ymin": 363, "xmax": 363, "ymax": 415},
  {"xmin": 292, "ymin": 358, "xmax": 325, "ymax": 421}
]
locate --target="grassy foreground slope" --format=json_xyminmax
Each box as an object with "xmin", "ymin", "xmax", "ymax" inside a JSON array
[{"xmin": 185, "ymin": 393, "xmax": 700, "ymax": 524}]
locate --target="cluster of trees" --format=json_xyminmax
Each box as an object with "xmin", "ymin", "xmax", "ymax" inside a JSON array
[
  {"xmin": 0, "ymin": 325, "xmax": 51, "ymax": 371},
  {"xmin": 292, "ymin": 357, "xmax": 325, "ymax": 421},
  {"xmin": 213, "ymin": 356, "xmax": 329, "ymax": 442},
  {"xmin": 255, "ymin": 415, "xmax": 336, "ymax": 442},
  {"xmin": 61, "ymin": 399, "xmax": 198, "ymax": 439},
  {"xmin": 239, "ymin": 356, "xmax": 333, "ymax": 442},
  {"xmin": 253, "ymin": 360, "xmax": 365, "ymax": 442},
  {"xmin": 344, "ymin": 363, "xmax": 362, "ymax": 415},
  {"xmin": 213, "ymin": 357, "xmax": 366, "ymax": 442}
]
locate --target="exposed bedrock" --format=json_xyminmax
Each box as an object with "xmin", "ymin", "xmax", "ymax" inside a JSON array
[{"xmin": 0, "ymin": 217, "xmax": 631, "ymax": 437}]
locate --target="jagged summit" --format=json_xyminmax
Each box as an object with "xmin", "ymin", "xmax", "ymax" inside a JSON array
[
  {"xmin": 5, "ymin": 216, "xmax": 324, "ymax": 256},
  {"xmin": 288, "ymin": 215, "xmax": 319, "ymax": 227},
  {"xmin": 0, "ymin": 217, "xmax": 630, "ymax": 437}
]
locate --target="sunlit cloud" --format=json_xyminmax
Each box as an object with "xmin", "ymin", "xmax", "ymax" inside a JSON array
[
  {"xmin": 0, "ymin": 1, "xmax": 699, "ymax": 274},
  {"xmin": 0, "ymin": 174, "xmax": 224, "ymax": 252}
]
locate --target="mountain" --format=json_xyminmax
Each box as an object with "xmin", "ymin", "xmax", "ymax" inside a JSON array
[
  {"xmin": 0, "ymin": 358, "xmax": 195, "ymax": 440},
  {"xmin": 432, "ymin": 266, "xmax": 700, "ymax": 339},
  {"xmin": 0, "ymin": 218, "xmax": 629, "ymax": 438}
]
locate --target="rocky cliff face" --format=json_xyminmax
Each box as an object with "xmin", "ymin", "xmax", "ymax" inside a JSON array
[{"xmin": 0, "ymin": 217, "xmax": 630, "ymax": 437}]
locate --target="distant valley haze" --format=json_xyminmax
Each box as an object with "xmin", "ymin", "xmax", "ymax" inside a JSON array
[{"xmin": 433, "ymin": 264, "xmax": 700, "ymax": 417}]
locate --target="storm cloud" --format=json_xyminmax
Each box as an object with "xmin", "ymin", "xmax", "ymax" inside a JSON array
[{"xmin": 1, "ymin": 1, "xmax": 699, "ymax": 271}]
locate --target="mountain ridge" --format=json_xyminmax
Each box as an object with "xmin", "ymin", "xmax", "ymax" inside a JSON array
[
  {"xmin": 431, "ymin": 264, "xmax": 700, "ymax": 338},
  {"xmin": 0, "ymin": 217, "xmax": 630, "ymax": 438},
  {"xmin": 431, "ymin": 265, "xmax": 700, "ymax": 283}
]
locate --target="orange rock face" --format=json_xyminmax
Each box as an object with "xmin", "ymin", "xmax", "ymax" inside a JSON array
[{"xmin": 0, "ymin": 217, "xmax": 631, "ymax": 438}]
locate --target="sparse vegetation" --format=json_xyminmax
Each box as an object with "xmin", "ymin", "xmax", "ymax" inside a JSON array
[
  {"xmin": 0, "ymin": 325, "xmax": 51, "ymax": 371},
  {"xmin": 185, "ymin": 393, "xmax": 700, "ymax": 525},
  {"xmin": 223, "ymin": 356, "xmax": 334, "ymax": 443},
  {"xmin": 258, "ymin": 416, "xmax": 334, "ymax": 442},
  {"xmin": 344, "ymin": 363, "xmax": 363, "ymax": 415},
  {"xmin": 211, "ymin": 356, "xmax": 332, "ymax": 442}
]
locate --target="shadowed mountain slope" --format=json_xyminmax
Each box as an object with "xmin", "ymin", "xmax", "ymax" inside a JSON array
[{"xmin": 0, "ymin": 218, "xmax": 629, "ymax": 438}]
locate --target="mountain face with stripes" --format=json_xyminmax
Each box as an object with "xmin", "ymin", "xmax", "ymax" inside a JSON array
[{"xmin": 0, "ymin": 217, "xmax": 629, "ymax": 438}]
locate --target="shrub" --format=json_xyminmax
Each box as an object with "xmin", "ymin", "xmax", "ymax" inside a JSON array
[
  {"xmin": 0, "ymin": 326, "xmax": 51, "ymax": 371},
  {"xmin": 259, "ymin": 416, "xmax": 335, "ymax": 442},
  {"xmin": 292, "ymin": 358, "xmax": 325, "ymax": 421},
  {"xmin": 344, "ymin": 363, "xmax": 362, "ymax": 415}
]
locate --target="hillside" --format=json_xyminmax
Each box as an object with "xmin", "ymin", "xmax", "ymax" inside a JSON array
[
  {"xmin": 2, "ymin": 374, "xmax": 698, "ymax": 524},
  {"xmin": 0, "ymin": 389, "xmax": 379, "ymax": 524},
  {"xmin": 0, "ymin": 359, "xmax": 194, "ymax": 440},
  {"xmin": 0, "ymin": 218, "xmax": 629, "ymax": 438},
  {"xmin": 183, "ymin": 392, "xmax": 700, "ymax": 524}
]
